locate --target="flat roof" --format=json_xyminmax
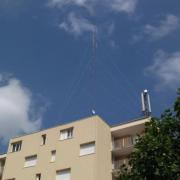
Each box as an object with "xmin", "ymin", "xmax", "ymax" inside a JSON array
[
  {"xmin": 10, "ymin": 115, "xmax": 150, "ymax": 140},
  {"xmin": 10, "ymin": 115, "xmax": 106, "ymax": 140}
]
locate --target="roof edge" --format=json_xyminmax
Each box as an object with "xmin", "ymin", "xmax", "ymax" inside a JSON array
[
  {"xmin": 111, "ymin": 116, "xmax": 151, "ymax": 128},
  {"xmin": 10, "ymin": 115, "xmax": 105, "ymax": 140},
  {"xmin": 0, "ymin": 153, "xmax": 7, "ymax": 159}
]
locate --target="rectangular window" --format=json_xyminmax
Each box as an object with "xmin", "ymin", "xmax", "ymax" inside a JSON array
[
  {"xmin": 11, "ymin": 141, "xmax": 22, "ymax": 152},
  {"xmin": 51, "ymin": 150, "xmax": 56, "ymax": 162},
  {"xmin": 124, "ymin": 136, "xmax": 133, "ymax": 147},
  {"xmin": 41, "ymin": 134, "xmax": 46, "ymax": 145},
  {"xmin": 36, "ymin": 173, "xmax": 41, "ymax": 180},
  {"xmin": 24, "ymin": 155, "xmax": 37, "ymax": 168},
  {"xmin": 80, "ymin": 142, "xmax": 95, "ymax": 156},
  {"xmin": 60, "ymin": 128, "xmax": 73, "ymax": 140},
  {"xmin": 132, "ymin": 135, "xmax": 138, "ymax": 145},
  {"xmin": 56, "ymin": 169, "xmax": 71, "ymax": 180}
]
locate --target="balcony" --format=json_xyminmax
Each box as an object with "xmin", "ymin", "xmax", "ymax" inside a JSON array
[
  {"xmin": 113, "ymin": 158, "xmax": 129, "ymax": 169},
  {"xmin": 112, "ymin": 135, "xmax": 136, "ymax": 156},
  {"xmin": 112, "ymin": 158, "xmax": 129, "ymax": 178}
]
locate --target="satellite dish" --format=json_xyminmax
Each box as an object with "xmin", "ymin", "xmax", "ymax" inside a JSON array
[{"xmin": 92, "ymin": 109, "xmax": 96, "ymax": 115}]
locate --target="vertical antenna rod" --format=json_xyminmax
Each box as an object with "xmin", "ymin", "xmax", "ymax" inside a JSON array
[
  {"xmin": 141, "ymin": 89, "xmax": 152, "ymax": 117},
  {"xmin": 91, "ymin": 28, "xmax": 97, "ymax": 115}
]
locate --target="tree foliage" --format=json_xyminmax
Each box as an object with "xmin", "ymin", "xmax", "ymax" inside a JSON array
[{"xmin": 118, "ymin": 89, "xmax": 180, "ymax": 180}]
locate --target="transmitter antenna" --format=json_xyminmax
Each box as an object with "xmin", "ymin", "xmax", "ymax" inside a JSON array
[{"xmin": 141, "ymin": 89, "xmax": 152, "ymax": 117}]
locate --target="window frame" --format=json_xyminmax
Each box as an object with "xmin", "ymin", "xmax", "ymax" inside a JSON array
[
  {"xmin": 40, "ymin": 134, "xmax": 46, "ymax": 146},
  {"xmin": 50, "ymin": 150, "xmax": 56, "ymax": 162},
  {"xmin": 11, "ymin": 141, "xmax": 22, "ymax": 153},
  {"xmin": 59, "ymin": 127, "xmax": 74, "ymax": 141},
  {"xmin": 24, "ymin": 155, "xmax": 37, "ymax": 168},
  {"xmin": 36, "ymin": 173, "xmax": 41, "ymax": 180},
  {"xmin": 56, "ymin": 168, "xmax": 71, "ymax": 180},
  {"xmin": 79, "ymin": 141, "xmax": 95, "ymax": 156}
]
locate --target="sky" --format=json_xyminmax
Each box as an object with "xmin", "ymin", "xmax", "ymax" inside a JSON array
[{"xmin": 0, "ymin": 0, "xmax": 180, "ymax": 152}]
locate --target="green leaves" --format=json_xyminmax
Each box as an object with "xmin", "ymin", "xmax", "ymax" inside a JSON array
[
  {"xmin": 118, "ymin": 88, "xmax": 180, "ymax": 180},
  {"xmin": 174, "ymin": 88, "xmax": 180, "ymax": 117}
]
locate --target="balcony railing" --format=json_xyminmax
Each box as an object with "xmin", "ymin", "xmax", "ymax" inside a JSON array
[
  {"xmin": 112, "ymin": 135, "xmax": 137, "ymax": 150},
  {"xmin": 112, "ymin": 158, "xmax": 130, "ymax": 178},
  {"xmin": 113, "ymin": 158, "xmax": 129, "ymax": 169}
]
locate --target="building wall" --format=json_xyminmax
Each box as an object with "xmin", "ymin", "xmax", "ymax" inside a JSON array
[
  {"xmin": 2, "ymin": 116, "xmax": 111, "ymax": 180},
  {"xmin": 2, "ymin": 116, "xmax": 149, "ymax": 180},
  {"xmin": 95, "ymin": 118, "xmax": 112, "ymax": 180},
  {"xmin": 0, "ymin": 155, "xmax": 6, "ymax": 180}
]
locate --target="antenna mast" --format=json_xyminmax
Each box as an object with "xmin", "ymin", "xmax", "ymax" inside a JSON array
[
  {"xmin": 91, "ymin": 28, "xmax": 97, "ymax": 115},
  {"xmin": 141, "ymin": 89, "xmax": 151, "ymax": 117}
]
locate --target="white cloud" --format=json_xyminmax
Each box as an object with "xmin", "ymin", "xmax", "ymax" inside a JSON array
[
  {"xmin": 48, "ymin": 0, "xmax": 139, "ymax": 36},
  {"xmin": 59, "ymin": 13, "xmax": 96, "ymax": 36},
  {"xmin": 48, "ymin": 0, "xmax": 138, "ymax": 13},
  {"xmin": 111, "ymin": 0, "xmax": 138, "ymax": 14},
  {"xmin": 144, "ymin": 14, "xmax": 180, "ymax": 40},
  {"xmin": 145, "ymin": 50, "xmax": 180, "ymax": 90},
  {"xmin": 0, "ymin": 75, "xmax": 43, "ymax": 143},
  {"xmin": 48, "ymin": 0, "xmax": 88, "ymax": 8}
]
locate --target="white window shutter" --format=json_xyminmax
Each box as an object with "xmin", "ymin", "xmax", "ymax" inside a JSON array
[
  {"xmin": 24, "ymin": 155, "xmax": 37, "ymax": 167},
  {"xmin": 60, "ymin": 131, "xmax": 68, "ymax": 140},
  {"xmin": 80, "ymin": 142, "xmax": 95, "ymax": 156},
  {"xmin": 56, "ymin": 169, "xmax": 70, "ymax": 180}
]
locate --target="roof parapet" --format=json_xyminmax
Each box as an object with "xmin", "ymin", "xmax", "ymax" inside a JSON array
[{"xmin": 0, "ymin": 154, "xmax": 6, "ymax": 159}]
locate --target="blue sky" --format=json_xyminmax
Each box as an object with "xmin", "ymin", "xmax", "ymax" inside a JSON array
[{"xmin": 0, "ymin": 0, "xmax": 180, "ymax": 152}]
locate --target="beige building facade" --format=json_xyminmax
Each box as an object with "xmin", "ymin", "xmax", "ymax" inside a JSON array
[{"xmin": 0, "ymin": 116, "xmax": 149, "ymax": 180}]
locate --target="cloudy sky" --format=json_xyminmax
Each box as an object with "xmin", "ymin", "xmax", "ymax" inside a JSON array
[{"xmin": 0, "ymin": 0, "xmax": 180, "ymax": 152}]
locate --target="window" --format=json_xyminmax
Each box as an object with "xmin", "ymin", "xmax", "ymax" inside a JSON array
[
  {"xmin": 132, "ymin": 135, "xmax": 138, "ymax": 145},
  {"xmin": 24, "ymin": 155, "xmax": 37, "ymax": 167},
  {"xmin": 41, "ymin": 134, "xmax": 46, "ymax": 145},
  {"xmin": 56, "ymin": 169, "xmax": 71, "ymax": 180},
  {"xmin": 60, "ymin": 128, "xmax": 73, "ymax": 140},
  {"xmin": 36, "ymin": 173, "xmax": 41, "ymax": 180},
  {"xmin": 51, "ymin": 150, "xmax": 56, "ymax": 162},
  {"xmin": 124, "ymin": 136, "xmax": 134, "ymax": 147},
  {"xmin": 80, "ymin": 142, "xmax": 95, "ymax": 156},
  {"xmin": 11, "ymin": 141, "xmax": 22, "ymax": 152}
]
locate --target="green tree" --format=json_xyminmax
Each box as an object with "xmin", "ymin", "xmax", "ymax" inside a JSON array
[{"xmin": 118, "ymin": 89, "xmax": 180, "ymax": 180}]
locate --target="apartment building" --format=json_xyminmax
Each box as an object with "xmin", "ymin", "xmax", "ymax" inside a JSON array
[{"xmin": 0, "ymin": 115, "xmax": 149, "ymax": 180}]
